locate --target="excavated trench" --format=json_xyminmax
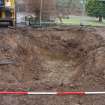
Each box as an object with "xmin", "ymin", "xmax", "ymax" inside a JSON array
[{"xmin": 0, "ymin": 27, "xmax": 105, "ymax": 105}]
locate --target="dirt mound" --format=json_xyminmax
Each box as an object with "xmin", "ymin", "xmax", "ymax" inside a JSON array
[{"xmin": 0, "ymin": 27, "xmax": 105, "ymax": 105}]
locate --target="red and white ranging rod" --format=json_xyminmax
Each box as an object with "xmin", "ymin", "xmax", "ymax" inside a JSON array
[{"xmin": 0, "ymin": 91, "xmax": 105, "ymax": 95}]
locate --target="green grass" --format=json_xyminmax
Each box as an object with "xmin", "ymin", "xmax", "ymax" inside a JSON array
[
  {"xmin": 86, "ymin": 19, "xmax": 105, "ymax": 26},
  {"xmin": 62, "ymin": 18, "xmax": 81, "ymax": 25},
  {"xmin": 56, "ymin": 17, "xmax": 105, "ymax": 26}
]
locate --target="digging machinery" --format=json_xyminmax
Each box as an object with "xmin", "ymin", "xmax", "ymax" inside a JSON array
[{"xmin": 0, "ymin": 0, "xmax": 15, "ymax": 26}]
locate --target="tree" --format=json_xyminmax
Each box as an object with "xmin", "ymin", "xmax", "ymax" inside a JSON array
[
  {"xmin": 25, "ymin": 0, "xmax": 56, "ymax": 20},
  {"xmin": 56, "ymin": 0, "xmax": 82, "ymax": 15},
  {"xmin": 86, "ymin": 0, "xmax": 105, "ymax": 22}
]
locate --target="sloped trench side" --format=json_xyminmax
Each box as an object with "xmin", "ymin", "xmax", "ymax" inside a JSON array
[{"xmin": 0, "ymin": 29, "xmax": 46, "ymax": 84}]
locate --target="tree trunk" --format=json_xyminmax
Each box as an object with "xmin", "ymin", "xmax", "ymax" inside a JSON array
[{"xmin": 99, "ymin": 16, "xmax": 102, "ymax": 22}]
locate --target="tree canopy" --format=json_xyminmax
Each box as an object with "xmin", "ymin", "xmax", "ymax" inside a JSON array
[
  {"xmin": 86, "ymin": 0, "xmax": 105, "ymax": 22},
  {"xmin": 56, "ymin": 0, "xmax": 82, "ymax": 15}
]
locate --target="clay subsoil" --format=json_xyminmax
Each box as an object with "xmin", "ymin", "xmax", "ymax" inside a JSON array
[{"xmin": 0, "ymin": 27, "xmax": 105, "ymax": 105}]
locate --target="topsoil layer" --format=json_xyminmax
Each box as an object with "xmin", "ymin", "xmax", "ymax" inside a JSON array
[{"xmin": 0, "ymin": 27, "xmax": 105, "ymax": 105}]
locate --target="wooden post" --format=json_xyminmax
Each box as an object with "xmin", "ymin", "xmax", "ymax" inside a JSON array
[{"xmin": 40, "ymin": 0, "xmax": 43, "ymax": 26}]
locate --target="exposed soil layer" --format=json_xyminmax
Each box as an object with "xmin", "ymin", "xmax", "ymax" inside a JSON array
[{"xmin": 0, "ymin": 27, "xmax": 105, "ymax": 105}]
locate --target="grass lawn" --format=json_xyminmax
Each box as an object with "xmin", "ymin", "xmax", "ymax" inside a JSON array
[{"xmin": 56, "ymin": 16, "xmax": 105, "ymax": 26}]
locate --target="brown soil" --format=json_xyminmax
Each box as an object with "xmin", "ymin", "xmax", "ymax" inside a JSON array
[{"xmin": 0, "ymin": 27, "xmax": 105, "ymax": 105}]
